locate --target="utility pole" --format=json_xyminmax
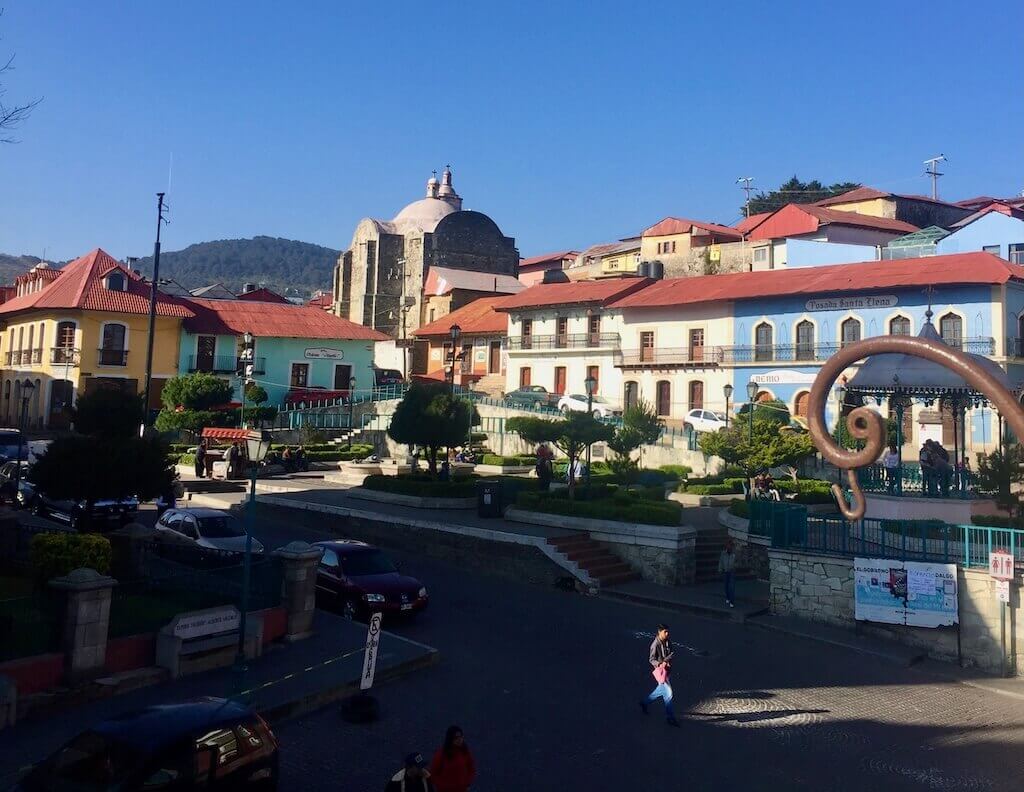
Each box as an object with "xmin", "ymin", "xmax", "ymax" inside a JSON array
[
  {"xmin": 923, "ymin": 155, "xmax": 946, "ymax": 200},
  {"xmin": 142, "ymin": 193, "xmax": 168, "ymax": 431},
  {"xmin": 736, "ymin": 177, "xmax": 755, "ymax": 218}
]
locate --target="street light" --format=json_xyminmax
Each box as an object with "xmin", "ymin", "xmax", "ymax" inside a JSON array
[
  {"xmin": 235, "ymin": 428, "xmax": 272, "ymax": 678},
  {"xmin": 449, "ymin": 325, "xmax": 461, "ymax": 395},
  {"xmin": 723, "ymin": 383, "xmax": 734, "ymax": 429},
  {"xmin": 348, "ymin": 376, "xmax": 357, "ymax": 448},
  {"xmin": 584, "ymin": 374, "xmax": 598, "ymax": 484},
  {"xmin": 746, "ymin": 380, "xmax": 758, "ymax": 441}
]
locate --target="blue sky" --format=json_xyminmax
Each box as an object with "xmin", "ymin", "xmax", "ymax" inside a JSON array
[{"xmin": 2, "ymin": 0, "xmax": 1022, "ymax": 269}]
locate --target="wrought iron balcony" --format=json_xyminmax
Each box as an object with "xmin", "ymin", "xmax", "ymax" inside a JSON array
[
  {"xmin": 98, "ymin": 348, "xmax": 128, "ymax": 366},
  {"xmin": 187, "ymin": 354, "xmax": 266, "ymax": 375},
  {"xmin": 507, "ymin": 332, "xmax": 620, "ymax": 351},
  {"xmin": 51, "ymin": 347, "xmax": 79, "ymax": 365},
  {"xmin": 31, "ymin": 348, "xmax": 42, "ymax": 364}
]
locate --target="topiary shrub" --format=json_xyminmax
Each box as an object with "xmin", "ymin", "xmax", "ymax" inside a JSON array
[
  {"xmin": 659, "ymin": 465, "xmax": 692, "ymax": 479},
  {"xmin": 31, "ymin": 532, "xmax": 112, "ymax": 581}
]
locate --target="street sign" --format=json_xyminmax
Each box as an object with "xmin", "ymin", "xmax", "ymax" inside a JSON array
[
  {"xmin": 995, "ymin": 579, "xmax": 1011, "ymax": 603},
  {"xmin": 989, "ymin": 551, "xmax": 1014, "ymax": 581},
  {"xmin": 360, "ymin": 612, "xmax": 383, "ymax": 691}
]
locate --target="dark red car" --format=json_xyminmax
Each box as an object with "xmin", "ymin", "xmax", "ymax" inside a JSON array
[{"xmin": 313, "ymin": 540, "xmax": 428, "ymax": 621}]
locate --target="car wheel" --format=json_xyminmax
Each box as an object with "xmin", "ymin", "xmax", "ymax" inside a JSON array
[
  {"xmin": 31, "ymin": 499, "xmax": 43, "ymax": 517},
  {"xmin": 534, "ymin": 400, "xmax": 544, "ymax": 410},
  {"xmin": 560, "ymin": 406, "xmax": 570, "ymax": 415},
  {"xmin": 592, "ymin": 409, "xmax": 603, "ymax": 418},
  {"xmin": 342, "ymin": 599, "xmax": 358, "ymax": 621}
]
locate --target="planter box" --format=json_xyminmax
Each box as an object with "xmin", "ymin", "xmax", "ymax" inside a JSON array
[
  {"xmin": 473, "ymin": 464, "xmax": 533, "ymax": 475},
  {"xmin": 346, "ymin": 487, "xmax": 476, "ymax": 510},
  {"xmin": 669, "ymin": 491, "xmax": 740, "ymax": 507}
]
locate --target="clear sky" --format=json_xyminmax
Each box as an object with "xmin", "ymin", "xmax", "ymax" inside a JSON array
[{"xmin": 2, "ymin": 0, "xmax": 1022, "ymax": 266}]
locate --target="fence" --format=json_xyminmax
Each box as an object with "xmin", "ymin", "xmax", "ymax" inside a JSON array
[
  {"xmin": 857, "ymin": 463, "xmax": 981, "ymax": 498},
  {"xmin": 753, "ymin": 499, "xmax": 1024, "ymax": 570}
]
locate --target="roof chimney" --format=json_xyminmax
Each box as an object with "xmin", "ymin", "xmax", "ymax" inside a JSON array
[{"xmin": 243, "ymin": 283, "xmax": 256, "ymax": 293}]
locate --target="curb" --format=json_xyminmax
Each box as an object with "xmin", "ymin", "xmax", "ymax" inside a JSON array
[{"xmin": 600, "ymin": 587, "xmax": 767, "ymax": 623}]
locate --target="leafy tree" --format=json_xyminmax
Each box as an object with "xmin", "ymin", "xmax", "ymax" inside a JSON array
[
  {"xmin": 156, "ymin": 373, "xmax": 235, "ymax": 435},
  {"xmin": 736, "ymin": 398, "xmax": 791, "ymax": 427},
  {"xmin": 387, "ymin": 382, "xmax": 475, "ymax": 475},
  {"xmin": 744, "ymin": 176, "xmax": 862, "ymax": 216},
  {"xmin": 508, "ymin": 413, "xmax": 615, "ymax": 499},
  {"xmin": 608, "ymin": 400, "xmax": 663, "ymax": 475},
  {"xmin": 244, "ymin": 383, "xmax": 268, "ymax": 405},
  {"xmin": 976, "ymin": 446, "xmax": 1024, "ymax": 517},
  {"xmin": 71, "ymin": 388, "xmax": 144, "ymax": 438},
  {"xmin": 699, "ymin": 417, "xmax": 815, "ymax": 484}
]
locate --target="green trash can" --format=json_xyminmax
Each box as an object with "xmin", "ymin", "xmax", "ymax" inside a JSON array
[{"xmin": 478, "ymin": 480, "xmax": 502, "ymax": 518}]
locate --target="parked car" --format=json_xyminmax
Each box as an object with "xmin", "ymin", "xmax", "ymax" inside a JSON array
[
  {"xmin": 283, "ymin": 386, "xmax": 347, "ymax": 408},
  {"xmin": 683, "ymin": 408, "xmax": 729, "ymax": 433},
  {"xmin": 504, "ymin": 384, "xmax": 557, "ymax": 410},
  {"xmin": 0, "ymin": 460, "xmax": 30, "ymax": 504},
  {"xmin": 30, "ymin": 489, "xmax": 140, "ymax": 531},
  {"xmin": 557, "ymin": 393, "xmax": 622, "ymax": 419},
  {"xmin": 154, "ymin": 507, "xmax": 265, "ymax": 554},
  {"xmin": 15, "ymin": 697, "xmax": 279, "ymax": 790},
  {"xmin": 373, "ymin": 367, "xmax": 405, "ymax": 387},
  {"xmin": 313, "ymin": 539, "xmax": 428, "ymax": 621}
]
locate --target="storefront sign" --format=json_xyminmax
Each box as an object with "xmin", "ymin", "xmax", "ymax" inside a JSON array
[
  {"xmin": 304, "ymin": 347, "xmax": 345, "ymax": 360},
  {"xmin": 854, "ymin": 558, "xmax": 957, "ymax": 628},
  {"xmin": 805, "ymin": 294, "xmax": 898, "ymax": 312},
  {"xmin": 751, "ymin": 370, "xmax": 817, "ymax": 385}
]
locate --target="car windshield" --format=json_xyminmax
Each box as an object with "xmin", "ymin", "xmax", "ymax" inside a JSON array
[
  {"xmin": 196, "ymin": 515, "xmax": 245, "ymax": 538},
  {"xmin": 24, "ymin": 731, "xmax": 140, "ymax": 790},
  {"xmin": 341, "ymin": 549, "xmax": 397, "ymax": 576}
]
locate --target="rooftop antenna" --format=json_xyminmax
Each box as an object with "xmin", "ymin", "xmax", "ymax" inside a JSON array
[
  {"xmin": 736, "ymin": 177, "xmax": 755, "ymax": 218},
  {"xmin": 923, "ymin": 155, "xmax": 946, "ymax": 200}
]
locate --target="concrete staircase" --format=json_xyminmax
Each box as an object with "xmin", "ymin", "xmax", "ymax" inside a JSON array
[
  {"xmin": 694, "ymin": 526, "xmax": 753, "ymax": 584},
  {"xmin": 474, "ymin": 373, "xmax": 506, "ymax": 398},
  {"xmin": 547, "ymin": 533, "xmax": 638, "ymax": 587}
]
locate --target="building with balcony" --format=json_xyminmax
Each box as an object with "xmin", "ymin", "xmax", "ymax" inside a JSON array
[{"xmin": 0, "ymin": 249, "xmax": 192, "ymax": 428}]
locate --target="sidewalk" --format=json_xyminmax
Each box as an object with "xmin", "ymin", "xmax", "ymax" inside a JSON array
[
  {"xmin": 0, "ymin": 610, "xmax": 437, "ymax": 782},
  {"xmin": 602, "ymin": 578, "xmax": 769, "ymax": 622}
]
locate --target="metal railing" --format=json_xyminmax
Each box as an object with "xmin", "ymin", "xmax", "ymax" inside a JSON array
[
  {"xmin": 31, "ymin": 348, "xmax": 42, "ymax": 364},
  {"xmin": 614, "ymin": 338, "xmax": 995, "ymax": 367},
  {"xmin": 1008, "ymin": 337, "xmax": 1024, "ymax": 358},
  {"xmin": 98, "ymin": 348, "xmax": 128, "ymax": 366},
  {"xmin": 50, "ymin": 347, "xmax": 78, "ymax": 365},
  {"xmin": 857, "ymin": 463, "xmax": 980, "ymax": 498},
  {"xmin": 507, "ymin": 332, "xmax": 620, "ymax": 351},
  {"xmin": 186, "ymin": 354, "xmax": 266, "ymax": 374}
]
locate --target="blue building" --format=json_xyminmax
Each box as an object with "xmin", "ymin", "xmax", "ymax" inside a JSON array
[{"xmin": 179, "ymin": 296, "xmax": 387, "ymax": 406}]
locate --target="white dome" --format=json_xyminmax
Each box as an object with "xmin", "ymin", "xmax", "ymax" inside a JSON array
[{"xmin": 392, "ymin": 197, "xmax": 457, "ymax": 232}]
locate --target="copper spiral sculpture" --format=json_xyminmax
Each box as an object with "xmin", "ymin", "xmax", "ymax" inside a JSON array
[{"xmin": 807, "ymin": 335, "xmax": 1024, "ymax": 521}]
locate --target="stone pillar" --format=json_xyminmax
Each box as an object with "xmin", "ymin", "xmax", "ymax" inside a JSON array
[
  {"xmin": 273, "ymin": 542, "xmax": 323, "ymax": 642},
  {"xmin": 49, "ymin": 568, "xmax": 117, "ymax": 683}
]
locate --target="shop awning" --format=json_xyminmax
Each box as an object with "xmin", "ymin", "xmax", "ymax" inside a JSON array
[{"xmin": 201, "ymin": 427, "xmax": 250, "ymax": 440}]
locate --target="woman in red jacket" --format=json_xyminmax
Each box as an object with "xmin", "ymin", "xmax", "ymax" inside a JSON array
[{"xmin": 429, "ymin": 725, "xmax": 476, "ymax": 792}]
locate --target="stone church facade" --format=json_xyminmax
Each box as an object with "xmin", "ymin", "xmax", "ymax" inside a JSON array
[{"xmin": 332, "ymin": 168, "xmax": 519, "ymax": 339}]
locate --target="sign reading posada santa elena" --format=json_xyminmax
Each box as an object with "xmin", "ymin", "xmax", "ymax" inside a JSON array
[{"xmin": 805, "ymin": 294, "xmax": 898, "ymax": 312}]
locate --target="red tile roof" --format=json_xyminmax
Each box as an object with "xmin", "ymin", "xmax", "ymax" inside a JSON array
[
  {"xmin": 184, "ymin": 298, "xmax": 388, "ymax": 340},
  {"xmin": 415, "ymin": 294, "xmax": 512, "ymax": 337},
  {"xmin": 496, "ymin": 277, "xmax": 651, "ymax": 311},
  {"xmin": 643, "ymin": 217, "xmax": 743, "ymax": 239},
  {"xmin": 237, "ymin": 287, "xmax": 290, "ymax": 304},
  {"xmin": 0, "ymin": 248, "xmax": 193, "ymax": 317},
  {"xmin": 733, "ymin": 212, "xmax": 772, "ymax": 235},
  {"xmin": 951, "ymin": 202, "xmax": 1024, "ymax": 228},
  {"xmin": 306, "ymin": 292, "xmax": 333, "ymax": 309},
  {"xmin": 815, "ymin": 186, "xmax": 889, "ymax": 206},
  {"xmin": 746, "ymin": 203, "xmax": 918, "ymax": 241},
  {"xmin": 520, "ymin": 250, "xmax": 580, "ymax": 268},
  {"xmin": 610, "ymin": 252, "xmax": 1024, "ymax": 310},
  {"xmin": 423, "ymin": 267, "xmax": 524, "ymax": 296}
]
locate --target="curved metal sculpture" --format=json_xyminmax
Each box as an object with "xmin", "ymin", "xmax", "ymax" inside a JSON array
[{"xmin": 808, "ymin": 335, "xmax": 1024, "ymax": 520}]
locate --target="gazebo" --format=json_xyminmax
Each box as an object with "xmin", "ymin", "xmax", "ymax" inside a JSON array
[{"xmin": 844, "ymin": 310, "xmax": 1011, "ymax": 498}]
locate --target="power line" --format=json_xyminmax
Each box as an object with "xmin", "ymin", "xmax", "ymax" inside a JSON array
[
  {"xmin": 923, "ymin": 155, "xmax": 947, "ymax": 200},
  {"xmin": 736, "ymin": 177, "xmax": 755, "ymax": 218}
]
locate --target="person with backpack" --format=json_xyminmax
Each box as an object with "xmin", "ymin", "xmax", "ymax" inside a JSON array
[
  {"xmin": 429, "ymin": 726, "xmax": 475, "ymax": 792},
  {"xmin": 639, "ymin": 623, "xmax": 679, "ymax": 727},
  {"xmin": 385, "ymin": 753, "xmax": 435, "ymax": 792}
]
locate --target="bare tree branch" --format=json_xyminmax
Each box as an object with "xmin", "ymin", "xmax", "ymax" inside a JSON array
[{"xmin": 0, "ymin": 9, "xmax": 41, "ymax": 143}]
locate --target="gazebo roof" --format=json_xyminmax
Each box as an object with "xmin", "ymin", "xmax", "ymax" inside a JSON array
[{"xmin": 846, "ymin": 318, "xmax": 1011, "ymax": 398}]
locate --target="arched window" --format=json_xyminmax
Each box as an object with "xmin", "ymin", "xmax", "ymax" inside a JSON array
[
  {"xmin": 889, "ymin": 315, "xmax": 911, "ymax": 336},
  {"xmin": 26, "ymin": 325, "xmax": 33, "ymax": 361},
  {"xmin": 754, "ymin": 322, "xmax": 773, "ymax": 362},
  {"xmin": 688, "ymin": 380, "xmax": 704, "ymax": 411},
  {"xmin": 624, "ymin": 381, "xmax": 639, "ymax": 411},
  {"xmin": 105, "ymin": 272, "xmax": 126, "ymax": 292},
  {"xmin": 656, "ymin": 380, "xmax": 671, "ymax": 417},
  {"xmin": 940, "ymin": 312, "xmax": 963, "ymax": 348},
  {"xmin": 840, "ymin": 318, "xmax": 862, "ymax": 348},
  {"xmin": 795, "ymin": 320, "xmax": 815, "ymax": 361},
  {"xmin": 100, "ymin": 323, "xmax": 127, "ymax": 366},
  {"xmin": 794, "ymin": 391, "xmax": 810, "ymax": 419},
  {"xmin": 56, "ymin": 321, "xmax": 76, "ymax": 364}
]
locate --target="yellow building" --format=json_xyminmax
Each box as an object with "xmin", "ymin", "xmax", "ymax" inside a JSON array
[{"xmin": 0, "ymin": 249, "xmax": 190, "ymax": 429}]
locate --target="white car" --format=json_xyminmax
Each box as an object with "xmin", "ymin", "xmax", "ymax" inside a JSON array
[
  {"xmin": 557, "ymin": 393, "xmax": 622, "ymax": 419},
  {"xmin": 684, "ymin": 408, "xmax": 729, "ymax": 433},
  {"xmin": 155, "ymin": 507, "xmax": 265, "ymax": 554}
]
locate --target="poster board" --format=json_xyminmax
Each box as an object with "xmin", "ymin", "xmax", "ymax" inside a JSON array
[{"xmin": 854, "ymin": 557, "xmax": 958, "ymax": 628}]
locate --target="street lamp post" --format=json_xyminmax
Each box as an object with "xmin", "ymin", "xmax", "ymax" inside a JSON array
[
  {"xmin": 348, "ymin": 377, "xmax": 357, "ymax": 447},
  {"xmin": 448, "ymin": 325, "xmax": 461, "ymax": 396},
  {"xmin": 234, "ymin": 428, "xmax": 272, "ymax": 684},
  {"xmin": 723, "ymin": 383, "xmax": 733, "ymax": 429},
  {"xmin": 584, "ymin": 374, "xmax": 598, "ymax": 484},
  {"xmin": 14, "ymin": 379, "xmax": 35, "ymax": 505},
  {"xmin": 745, "ymin": 380, "xmax": 757, "ymax": 499}
]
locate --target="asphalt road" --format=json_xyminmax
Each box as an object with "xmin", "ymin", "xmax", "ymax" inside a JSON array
[{"xmin": 240, "ymin": 504, "xmax": 1024, "ymax": 792}]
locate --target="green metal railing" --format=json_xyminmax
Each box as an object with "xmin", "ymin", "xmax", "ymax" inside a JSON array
[{"xmin": 857, "ymin": 463, "xmax": 981, "ymax": 498}]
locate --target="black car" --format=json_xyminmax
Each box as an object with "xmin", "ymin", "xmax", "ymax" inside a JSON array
[
  {"xmin": 503, "ymin": 384, "xmax": 557, "ymax": 410},
  {"xmin": 16, "ymin": 697, "xmax": 278, "ymax": 791},
  {"xmin": 30, "ymin": 489, "xmax": 140, "ymax": 531},
  {"xmin": 0, "ymin": 460, "xmax": 30, "ymax": 504}
]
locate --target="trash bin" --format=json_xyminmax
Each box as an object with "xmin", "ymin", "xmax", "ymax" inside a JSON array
[{"xmin": 477, "ymin": 480, "xmax": 502, "ymax": 518}]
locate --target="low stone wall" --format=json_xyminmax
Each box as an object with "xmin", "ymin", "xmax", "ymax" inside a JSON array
[
  {"xmin": 769, "ymin": 548, "xmax": 1024, "ymax": 675},
  {"xmin": 345, "ymin": 487, "xmax": 476, "ymax": 510},
  {"xmin": 718, "ymin": 510, "xmax": 771, "ymax": 581}
]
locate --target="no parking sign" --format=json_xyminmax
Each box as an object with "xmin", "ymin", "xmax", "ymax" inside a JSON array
[{"xmin": 361, "ymin": 612, "xmax": 383, "ymax": 691}]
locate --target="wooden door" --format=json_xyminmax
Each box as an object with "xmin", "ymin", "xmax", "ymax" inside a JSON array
[
  {"xmin": 640, "ymin": 331, "xmax": 655, "ymax": 362},
  {"xmin": 554, "ymin": 366, "xmax": 567, "ymax": 395},
  {"xmin": 334, "ymin": 364, "xmax": 352, "ymax": 390},
  {"xmin": 520, "ymin": 368, "xmax": 531, "ymax": 388},
  {"xmin": 689, "ymin": 329, "xmax": 704, "ymax": 362},
  {"xmin": 489, "ymin": 341, "xmax": 501, "ymax": 373},
  {"xmin": 689, "ymin": 380, "xmax": 704, "ymax": 411}
]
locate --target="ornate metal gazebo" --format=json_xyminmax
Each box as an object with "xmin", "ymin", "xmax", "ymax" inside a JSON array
[{"xmin": 843, "ymin": 310, "xmax": 1012, "ymax": 496}]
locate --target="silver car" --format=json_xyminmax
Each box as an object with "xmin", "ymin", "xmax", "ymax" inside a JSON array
[{"xmin": 154, "ymin": 507, "xmax": 264, "ymax": 554}]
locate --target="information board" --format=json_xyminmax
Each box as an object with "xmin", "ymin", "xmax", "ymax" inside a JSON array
[
  {"xmin": 854, "ymin": 558, "xmax": 957, "ymax": 628},
  {"xmin": 904, "ymin": 561, "xmax": 958, "ymax": 627}
]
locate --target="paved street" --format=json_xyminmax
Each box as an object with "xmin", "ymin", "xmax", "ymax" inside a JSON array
[{"xmin": 245, "ymin": 504, "xmax": 1024, "ymax": 792}]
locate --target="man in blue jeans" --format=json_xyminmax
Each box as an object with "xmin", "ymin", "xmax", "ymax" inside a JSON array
[
  {"xmin": 719, "ymin": 539, "xmax": 737, "ymax": 608},
  {"xmin": 640, "ymin": 623, "xmax": 679, "ymax": 727}
]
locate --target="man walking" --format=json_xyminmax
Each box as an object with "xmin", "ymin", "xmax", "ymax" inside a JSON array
[
  {"xmin": 719, "ymin": 539, "xmax": 737, "ymax": 608},
  {"xmin": 640, "ymin": 623, "xmax": 679, "ymax": 727}
]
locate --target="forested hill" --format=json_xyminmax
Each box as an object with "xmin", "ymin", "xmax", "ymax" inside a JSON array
[
  {"xmin": 0, "ymin": 253, "xmax": 44, "ymax": 284},
  {"xmin": 137, "ymin": 236, "xmax": 339, "ymax": 297}
]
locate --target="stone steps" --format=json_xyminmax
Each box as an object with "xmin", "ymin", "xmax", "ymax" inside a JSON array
[{"xmin": 547, "ymin": 533, "xmax": 639, "ymax": 587}]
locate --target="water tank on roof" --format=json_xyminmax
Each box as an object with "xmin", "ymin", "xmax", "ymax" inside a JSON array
[
  {"xmin": 542, "ymin": 268, "xmax": 570, "ymax": 284},
  {"xmin": 636, "ymin": 261, "xmax": 651, "ymax": 278},
  {"xmin": 648, "ymin": 260, "xmax": 665, "ymax": 280}
]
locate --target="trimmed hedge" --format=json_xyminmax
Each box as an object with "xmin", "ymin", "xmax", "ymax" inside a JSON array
[
  {"xmin": 481, "ymin": 454, "xmax": 535, "ymax": 467},
  {"xmin": 517, "ymin": 491, "xmax": 682, "ymax": 526},
  {"xmin": 728, "ymin": 499, "xmax": 749, "ymax": 518},
  {"xmin": 683, "ymin": 483, "xmax": 741, "ymax": 496},
  {"xmin": 31, "ymin": 532, "xmax": 112, "ymax": 581},
  {"xmin": 362, "ymin": 474, "xmax": 480, "ymax": 498},
  {"xmin": 658, "ymin": 465, "xmax": 692, "ymax": 479}
]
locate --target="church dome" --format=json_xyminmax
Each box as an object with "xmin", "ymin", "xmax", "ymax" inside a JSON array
[{"xmin": 392, "ymin": 197, "xmax": 457, "ymax": 232}]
